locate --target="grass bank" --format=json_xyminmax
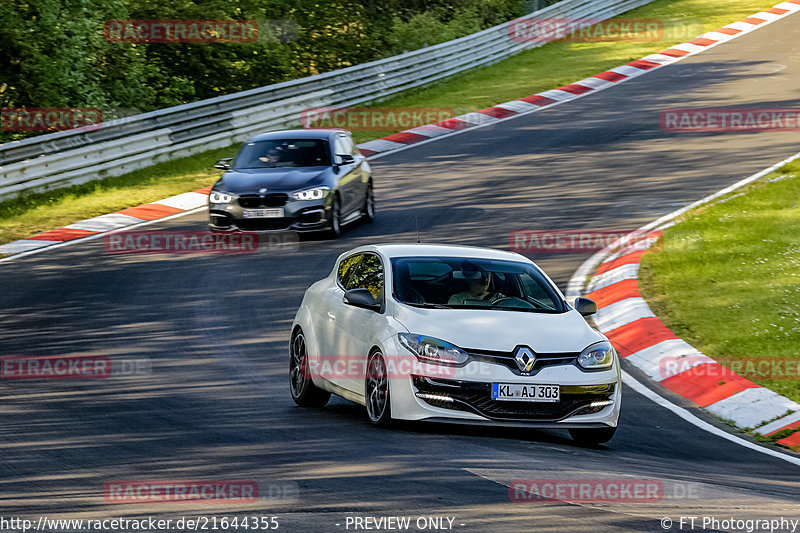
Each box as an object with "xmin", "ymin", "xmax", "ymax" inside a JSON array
[{"xmin": 639, "ymin": 159, "xmax": 800, "ymax": 405}]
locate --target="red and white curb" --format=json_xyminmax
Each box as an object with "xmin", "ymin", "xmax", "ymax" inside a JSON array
[
  {"xmin": 0, "ymin": 187, "xmax": 212, "ymax": 259},
  {"xmin": 567, "ymin": 150, "xmax": 800, "ymax": 453},
  {"xmin": 2, "ymin": 0, "xmax": 799, "ymax": 263}
]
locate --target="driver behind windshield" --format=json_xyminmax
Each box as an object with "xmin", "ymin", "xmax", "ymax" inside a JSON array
[
  {"xmin": 448, "ymin": 263, "xmax": 504, "ymax": 305},
  {"xmin": 258, "ymin": 147, "xmax": 283, "ymax": 166}
]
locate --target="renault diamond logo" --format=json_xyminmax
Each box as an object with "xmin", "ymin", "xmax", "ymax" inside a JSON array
[{"xmin": 514, "ymin": 347, "xmax": 536, "ymax": 373}]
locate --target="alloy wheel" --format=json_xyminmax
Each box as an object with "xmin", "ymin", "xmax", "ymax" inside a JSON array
[
  {"xmin": 366, "ymin": 352, "xmax": 389, "ymax": 423},
  {"xmin": 290, "ymin": 332, "xmax": 308, "ymax": 400}
]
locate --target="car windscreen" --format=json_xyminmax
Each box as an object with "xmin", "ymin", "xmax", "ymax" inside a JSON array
[
  {"xmin": 234, "ymin": 139, "xmax": 331, "ymax": 169},
  {"xmin": 391, "ymin": 256, "xmax": 566, "ymax": 313}
]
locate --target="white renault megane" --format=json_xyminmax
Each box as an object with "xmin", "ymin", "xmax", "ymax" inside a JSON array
[{"xmin": 289, "ymin": 244, "xmax": 621, "ymax": 444}]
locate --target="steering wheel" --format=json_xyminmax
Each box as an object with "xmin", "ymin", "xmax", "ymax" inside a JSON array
[
  {"xmin": 525, "ymin": 296, "xmax": 550, "ymax": 309},
  {"xmin": 490, "ymin": 296, "xmax": 536, "ymax": 309}
]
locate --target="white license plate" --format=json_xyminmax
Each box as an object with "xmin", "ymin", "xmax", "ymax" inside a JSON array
[
  {"xmin": 242, "ymin": 208, "xmax": 284, "ymax": 219},
  {"xmin": 491, "ymin": 383, "xmax": 560, "ymax": 402}
]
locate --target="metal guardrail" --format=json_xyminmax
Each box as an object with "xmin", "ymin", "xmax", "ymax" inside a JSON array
[{"xmin": 0, "ymin": 0, "xmax": 653, "ymax": 200}]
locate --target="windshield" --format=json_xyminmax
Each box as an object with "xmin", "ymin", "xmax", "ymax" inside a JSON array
[
  {"xmin": 234, "ymin": 139, "xmax": 331, "ymax": 169},
  {"xmin": 391, "ymin": 256, "xmax": 566, "ymax": 313}
]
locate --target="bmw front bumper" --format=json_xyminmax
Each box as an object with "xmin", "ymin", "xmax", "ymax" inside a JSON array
[{"xmin": 208, "ymin": 194, "xmax": 333, "ymax": 232}]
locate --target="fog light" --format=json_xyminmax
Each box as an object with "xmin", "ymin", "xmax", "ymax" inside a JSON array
[
  {"xmin": 576, "ymin": 399, "xmax": 614, "ymax": 416},
  {"xmin": 415, "ymin": 392, "xmax": 454, "ymax": 403},
  {"xmin": 211, "ymin": 214, "xmax": 232, "ymax": 227},
  {"xmin": 299, "ymin": 210, "xmax": 323, "ymax": 224}
]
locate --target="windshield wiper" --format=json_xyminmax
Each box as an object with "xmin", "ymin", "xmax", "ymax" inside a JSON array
[{"xmin": 491, "ymin": 306, "xmax": 554, "ymax": 313}]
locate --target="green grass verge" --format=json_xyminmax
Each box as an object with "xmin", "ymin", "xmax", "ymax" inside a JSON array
[
  {"xmin": 639, "ymin": 159, "xmax": 800, "ymax": 404},
  {"xmin": 0, "ymin": 0, "xmax": 776, "ymax": 245},
  {"xmin": 755, "ymin": 426, "xmax": 798, "ymax": 446},
  {"xmin": 0, "ymin": 146, "xmax": 233, "ymax": 243}
]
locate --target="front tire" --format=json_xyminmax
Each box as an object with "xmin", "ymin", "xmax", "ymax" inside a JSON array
[
  {"xmin": 569, "ymin": 426, "xmax": 617, "ymax": 445},
  {"xmin": 289, "ymin": 329, "xmax": 330, "ymax": 407},
  {"xmin": 326, "ymin": 196, "xmax": 342, "ymax": 238},
  {"xmin": 361, "ymin": 183, "xmax": 375, "ymax": 223},
  {"xmin": 365, "ymin": 350, "xmax": 392, "ymax": 426}
]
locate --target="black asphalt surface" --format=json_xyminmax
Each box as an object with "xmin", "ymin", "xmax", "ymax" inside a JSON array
[{"xmin": 2, "ymin": 12, "xmax": 800, "ymax": 533}]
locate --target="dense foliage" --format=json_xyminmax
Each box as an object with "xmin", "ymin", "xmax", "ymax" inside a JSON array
[{"xmin": 0, "ymin": 0, "xmax": 544, "ymax": 141}]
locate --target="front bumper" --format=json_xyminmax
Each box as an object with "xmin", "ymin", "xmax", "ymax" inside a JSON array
[
  {"xmin": 385, "ymin": 342, "xmax": 621, "ymax": 428},
  {"xmin": 208, "ymin": 194, "xmax": 332, "ymax": 232},
  {"xmin": 412, "ymin": 377, "xmax": 616, "ymax": 424}
]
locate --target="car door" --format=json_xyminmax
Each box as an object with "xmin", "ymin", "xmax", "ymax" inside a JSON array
[
  {"xmin": 317, "ymin": 252, "xmax": 361, "ymax": 388},
  {"xmin": 333, "ymin": 133, "xmax": 362, "ymax": 216},
  {"xmin": 334, "ymin": 252, "xmax": 386, "ymax": 396},
  {"xmin": 344, "ymin": 132, "xmax": 369, "ymax": 202},
  {"xmin": 344, "ymin": 133, "xmax": 372, "ymax": 203}
]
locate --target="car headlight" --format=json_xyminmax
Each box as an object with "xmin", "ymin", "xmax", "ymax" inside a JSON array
[
  {"xmin": 292, "ymin": 186, "xmax": 330, "ymax": 201},
  {"xmin": 209, "ymin": 191, "xmax": 233, "ymax": 204},
  {"xmin": 398, "ymin": 333, "xmax": 469, "ymax": 365},
  {"xmin": 577, "ymin": 341, "xmax": 615, "ymax": 370}
]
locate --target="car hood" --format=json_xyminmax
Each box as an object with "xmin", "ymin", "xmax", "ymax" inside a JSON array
[
  {"xmin": 216, "ymin": 167, "xmax": 328, "ymax": 193},
  {"xmin": 391, "ymin": 306, "xmax": 604, "ymax": 353}
]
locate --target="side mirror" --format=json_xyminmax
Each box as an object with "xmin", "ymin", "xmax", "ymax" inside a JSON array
[
  {"xmin": 336, "ymin": 154, "xmax": 355, "ymax": 165},
  {"xmin": 574, "ymin": 297, "xmax": 597, "ymax": 317},
  {"xmin": 215, "ymin": 158, "xmax": 232, "ymax": 170},
  {"xmin": 343, "ymin": 288, "xmax": 380, "ymax": 311}
]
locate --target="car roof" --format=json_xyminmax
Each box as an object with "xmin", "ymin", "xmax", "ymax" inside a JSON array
[
  {"xmin": 249, "ymin": 129, "xmax": 346, "ymax": 142},
  {"xmin": 345, "ymin": 243, "xmax": 530, "ymax": 262}
]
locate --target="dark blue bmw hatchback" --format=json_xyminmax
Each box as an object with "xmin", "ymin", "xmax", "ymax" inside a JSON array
[{"xmin": 208, "ymin": 129, "xmax": 374, "ymax": 237}]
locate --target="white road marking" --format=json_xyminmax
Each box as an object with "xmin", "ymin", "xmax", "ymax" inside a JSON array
[
  {"xmin": 568, "ymin": 150, "xmax": 800, "ymax": 465},
  {"xmin": 622, "ymin": 369, "xmax": 800, "ymax": 467}
]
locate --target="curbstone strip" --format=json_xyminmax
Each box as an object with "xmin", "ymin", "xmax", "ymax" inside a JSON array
[
  {"xmin": 583, "ymin": 225, "xmax": 800, "ymax": 446},
  {"xmin": 705, "ymin": 388, "xmax": 800, "ymax": 430}
]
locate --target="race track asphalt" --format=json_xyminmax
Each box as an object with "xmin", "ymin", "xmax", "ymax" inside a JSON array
[{"xmin": 1, "ymin": 12, "xmax": 799, "ymax": 533}]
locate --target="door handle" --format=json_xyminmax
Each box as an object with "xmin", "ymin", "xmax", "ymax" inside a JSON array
[{"xmin": 327, "ymin": 312, "xmax": 336, "ymax": 320}]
